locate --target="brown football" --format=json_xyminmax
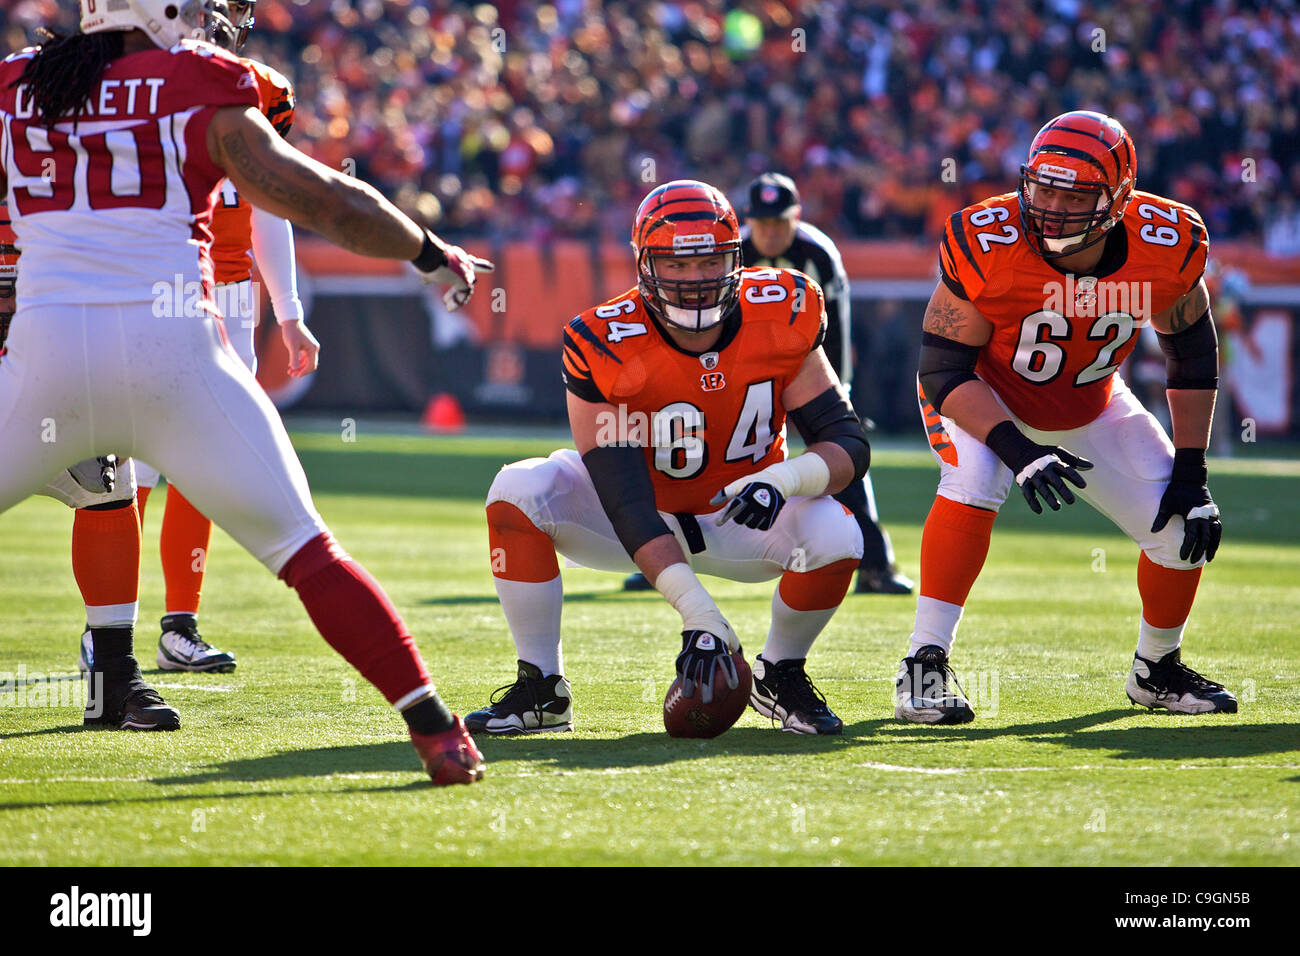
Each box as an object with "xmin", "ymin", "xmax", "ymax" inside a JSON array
[{"xmin": 663, "ymin": 652, "xmax": 753, "ymax": 738}]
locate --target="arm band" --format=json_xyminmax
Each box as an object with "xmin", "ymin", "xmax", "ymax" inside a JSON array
[
  {"xmin": 918, "ymin": 331, "xmax": 980, "ymax": 413},
  {"xmin": 412, "ymin": 230, "xmax": 449, "ymax": 272},
  {"xmin": 1156, "ymin": 311, "xmax": 1218, "ymax": 390},
  {"xmin": 581, "ymin": 445, "xmax": 671, "ymax": 558},
  {"xmin": 787, "ymin": 386, "xmax": 870, "ymax": 481}
]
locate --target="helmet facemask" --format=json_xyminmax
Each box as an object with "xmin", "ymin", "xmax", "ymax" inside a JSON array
[
  {"xmin": 638, "ymin": 244, "xmax": 741, "ymax": 333},
  {"xmin": 1018, "ymin": 163, "xmax": 1117, "ymax": 258},
  {"xmin": 208, "ymin": 0, "xmax": 254, "ymax": 51}
]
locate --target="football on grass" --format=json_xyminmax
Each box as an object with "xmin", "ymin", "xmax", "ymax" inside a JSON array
[{"xmin": 663, "ymin": 652, "xmax": 753, "ymax": 738}]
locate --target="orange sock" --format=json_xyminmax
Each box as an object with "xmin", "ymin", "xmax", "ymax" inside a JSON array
[
  {"xmin": 135, "ymin": 485, "xmax": 152, "ymax": 526},
  {"xmin": 160, "ymin": 485, "xmax": 213, "ymax": 615},
  {"xmin": 778, "ymin": 558, "xmax": 858, "ymax": 611},
  {"xmin": 918, "ymin": 495, "xmax": 997, "ymax": 606},
  {"xmin": 72, "ymin": 502, "xmax": 141, "ymax": 626},
  {"xmin": 486, "ymin": 501, "xmax": 560, "ymax": 582},
  {"xmin": 1137, "ymin": 551, "xmax": 1202, "ymax": 628}
]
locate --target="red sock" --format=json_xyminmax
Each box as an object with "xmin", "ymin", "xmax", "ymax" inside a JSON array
[
  {"xmin": 160, "ymin": 485, "xmax": 212, "ymax": 614},
  {"xmin": 1137, "ymin": 551, "xmax": 1202, "ymax": 628},
  {"xmin": 135, "ymin": 485, "xmax": 152, "ymax": 526},
  {"xmin": 279, "ymin": 532, "xmax": 433, "ymax": 707},
  {"xmin": 919, "ymin": 495, "xmax": 997, "ymax": 606},
  {"xmin": 72, "ymin": 502, "xmax": 141, "ymax": 615},
  {"xmin": 778, "ymin": 558, "xmax": 858, "ymax": 611},
  {"xmin": 486, "ymin": 501, "xmax": 559, "ymax": 582}
]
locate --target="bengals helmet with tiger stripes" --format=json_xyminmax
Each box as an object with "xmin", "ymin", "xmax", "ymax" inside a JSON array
[
  {"xmin": 1019, "ymin": 110, "xmax": 1136, "ymax": 259},
  {"xmin": 633, "ymin": 180, "xmax": 743, "ymax": 332}
]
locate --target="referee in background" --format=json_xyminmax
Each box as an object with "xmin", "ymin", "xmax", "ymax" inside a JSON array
[{"xmin": 741, "ymin": 172, "xmax": 912, "ymax": 595}]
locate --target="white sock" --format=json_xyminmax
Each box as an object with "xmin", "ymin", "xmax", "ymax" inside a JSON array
[
  {"xmin": 85, "ymin": 602, "xmax": 138, "ymax": 629},
  {"xmin": 492, "ymin": 574, "xmax": 564, "ymax": 676},
  {"xmin": 1136, "ymin": 616, "xmax": 1184, "ymax": 662},
  {"xmin": 762, "ymin": 589, "xmax": 836, "ymax": 663},
  {"xmin": 909, "ymin": 595, "xmax": 963, "ymax": 658}
]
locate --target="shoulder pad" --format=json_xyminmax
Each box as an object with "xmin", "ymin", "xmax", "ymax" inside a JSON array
[{"xmin": 939, "ymin": 193, "xmax": 1021, "ymax": 301}]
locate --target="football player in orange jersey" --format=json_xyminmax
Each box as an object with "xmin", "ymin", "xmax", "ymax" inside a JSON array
[
  {"xmin": 77, "ymin": 0, "xmax": 317, "ymax": 675},
  {"xmin": 471, "ymin": 181, "xmax": 871, "ymax": 736},
  {"xmin": 898, "ymin": 111, "xmax": 1234, "ymax": 723}
]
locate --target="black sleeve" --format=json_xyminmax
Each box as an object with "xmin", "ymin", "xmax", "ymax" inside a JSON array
[
  {"xmin": 561, "ymin": 327, "xmax": 607, "ymax": 403},
  {"xmin": 582, "ymin": 445, "xmax": 672, "ymax": 558}
]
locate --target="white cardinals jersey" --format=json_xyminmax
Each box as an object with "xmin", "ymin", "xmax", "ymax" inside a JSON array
[{"xmin": 0, "ymin": 40, "xmax": 260, "ymax": 313}]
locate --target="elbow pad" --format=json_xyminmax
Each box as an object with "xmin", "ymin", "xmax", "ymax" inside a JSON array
[
  {"xmin": 787, "ymin": 386, "xmax": 870, "ymax": 481},
  {"xmin": 581, "ymin": 445, "xmax": 671, "ymax": 558},
  {"xmin": 918, "ymin": 331, "xmax": 980, "ymax": 413},
  {"xmin": 1156, "ymin": 311, "xmax": 1218, "ymax": 390}
]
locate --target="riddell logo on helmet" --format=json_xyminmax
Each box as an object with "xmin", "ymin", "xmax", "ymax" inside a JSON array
[
  {"xmin": 1036, "ymin": 164, "xmax": 1077, "ymax": 184},
  {"xmin": 672, "ymin": 234, "xmax": 716, "ymax": 252}
]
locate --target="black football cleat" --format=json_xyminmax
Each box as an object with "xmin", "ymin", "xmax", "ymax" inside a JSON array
[
  {"xmin": 156, "ymin": 614, "xmax": 237, "ymax": 673},
  {"xmin": 855, "ymin": 564, "xmax": 914, "ymax": 595},
  {"xmin": 1126, "ymin": 648, "xmax": 1238, "ymax": 714},
  {"xmin": 895, "ymin": 644, "xmax": 974, "ymax": 724},
  {"xmin": 84, "ymin": 665, "xmax": 181, "ymax": 731},
  {"xmin": 465, "ymin": 660, "xmax": 573, "ymax": 734},
  {"xmin": 749, "ymin": 656, "xmax": 843, "ymax": 735},
  {"xmin": 622, "ymin": 572, "xmax": 653, "ymax": 592}
]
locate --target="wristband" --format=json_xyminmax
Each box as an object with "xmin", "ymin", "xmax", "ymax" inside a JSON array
[
  {"xmin": 1170, "ymin": 447, "xmax": 1208, "ymax": 484},
  {"xmin": 412, "ymin": 231, "xmax": 449, "ymax": 272}
]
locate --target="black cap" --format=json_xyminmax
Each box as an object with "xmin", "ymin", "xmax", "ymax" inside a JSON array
[{"xmin": 746, "ymin": 172, "xmax": 800, "ymax": 219}]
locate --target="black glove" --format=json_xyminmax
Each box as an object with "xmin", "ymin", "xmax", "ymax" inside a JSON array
[
  {"xmin": 714, "ymin": 481, "xmax": 786, "ymax": 530},
  {"xmin": 1151, "ymin": 448, "xmax": 1222, "ymax": 563},
  {"xmin": 675, "ymin": 630, "xmax": 742, "ymax": 704},
  {"xmin": 67, "ymin": 454, "xmax": 117, "ymax": 495},
  {"xmin": 984, "ymin": 421, "xmax": 1093, "ymax": 514}
]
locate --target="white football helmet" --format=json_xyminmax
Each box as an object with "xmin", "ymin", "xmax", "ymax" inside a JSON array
[{"xmin": 81, "ymin": 0, "xmax": 227, "ymax": 51}]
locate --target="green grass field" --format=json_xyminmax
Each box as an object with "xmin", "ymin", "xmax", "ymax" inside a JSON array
[{"xmin": 1, "ymin": 427, "xmax": 1297, "ymax": 866}]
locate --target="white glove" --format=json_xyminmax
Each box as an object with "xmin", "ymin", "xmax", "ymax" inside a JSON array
[{"xmin": 413, "ymin": 233, "xmax": 494, "ymax": 311}]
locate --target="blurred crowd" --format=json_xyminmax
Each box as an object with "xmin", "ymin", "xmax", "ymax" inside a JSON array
[{"xmin": 3, "ymin": 0, "xmax": 1298, "ymax": 249}]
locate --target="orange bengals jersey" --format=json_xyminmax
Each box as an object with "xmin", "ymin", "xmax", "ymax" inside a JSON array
[
  {"xmin": 562, "ymin": 268, "xmax": 827, "ymax": 515},
  {"xmin": 940, "ymin": 190, "xmax": 1209, "ymax": 430},
  {"xmin": 210, "ymin": 58, "xmax": 295, "ymax": 285}
]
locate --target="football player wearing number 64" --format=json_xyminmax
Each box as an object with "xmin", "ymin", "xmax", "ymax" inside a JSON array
[
  {"xmin": 899, "ymin": 111, "xmax": 1235, "ymax": 724},
  {"xmin": 472, "ymin": 180, "xmax": 870, "ymax": 737}
]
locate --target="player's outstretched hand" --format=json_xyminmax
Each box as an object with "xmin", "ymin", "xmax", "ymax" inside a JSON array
[
  {"xmin": 983, "ymin": 421, "xmax": 1093, "ymax": 514},
  {"xmin": 711, "ymin": 480, "xmax": 786, "ymax": 530},
  {"xmin": 280, "ymin": 320, "xmax": 320, "ymax": 378},
  {"xmin": 675, "ymin": 630, "xmax": 743, "ymax": 704},
  {"xmin": 1151, "ymin": 449, "xmax": 1222, "ymax": 563},
  {"xmin": 414, "ymin": 232, "xmax": 494, "ymax": 311}
]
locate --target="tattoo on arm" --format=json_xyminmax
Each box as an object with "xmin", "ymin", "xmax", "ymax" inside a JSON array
[
  {"xmin": 220, "ymin": 128, "xmax": 322, "ymax": 222},
  {"xmin": 924, "ymin": 298, "xmax": 967, "ymax": 338},
  {"xmin": 1166, "ymin": 281, "xmax": 1210, "ymax": 333}
]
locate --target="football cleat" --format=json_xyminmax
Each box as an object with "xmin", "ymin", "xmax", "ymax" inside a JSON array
[
  {"xmin": 622, "ymin": 572, "xmax": 653, "ymax": 592},
  {"xmin": 464, "ymin": 660, "xmax": 574, "ymax": 735},
  {"xmin": 855, "ymin": 564, "xmax": 915, "ymax": 595},
  {"xmin": 84, "ymin": 665, "xmax": 181, "ymax": 731},
  {"xmin": 1126, "ymin": 648, "xmax": 1238, "ymax": 714},
  {"xmin": 749, "ymin": 656, "xmax": 843, "ymax": 735},
  {"xmin": 410, "ymin": 715, "xmax": 486, "ymax": 785},
  {"xmin": 895, "ymin": 645, "xmax": 975, "ymax": 724},
  {"xmin": 156, "ymin": 615, "xmax": 237, "ymax": 673},
  {"xmin": 77, "ymin": 626, "xmax": 93, "ymax": 673}
]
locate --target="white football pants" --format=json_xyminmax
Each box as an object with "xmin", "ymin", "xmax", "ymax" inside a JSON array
[
  {"xmin": 487, "ymin": 448, "xmax": 863, "ymax": 579},
  {"xmin": 0, "ymin": 302, "xmax": 325, "ymax": 573}
]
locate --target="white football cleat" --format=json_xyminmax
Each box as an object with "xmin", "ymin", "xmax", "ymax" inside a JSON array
[{"xmin": 1126, "ymin": 649, "xmax": 1237, "ymax": 714}]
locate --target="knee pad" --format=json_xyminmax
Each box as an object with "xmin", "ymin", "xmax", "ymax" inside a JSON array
[{"xmin": 485, "ymin": 457, "xmax": 564, "ymax": 535}]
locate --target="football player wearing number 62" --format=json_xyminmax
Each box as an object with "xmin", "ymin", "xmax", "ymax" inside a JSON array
[
  {"xmin": 899, "ymin": 111, "xmax": 1235, "ymax": 724},
  {"xmin": 472, "ymin": 180, "xmax": 869, "ymax": 736}
]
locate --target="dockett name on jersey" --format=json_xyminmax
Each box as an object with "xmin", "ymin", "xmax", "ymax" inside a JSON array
[{"xmin": 562, "ymin": 266, "xmax": 827, "ymax": 515}]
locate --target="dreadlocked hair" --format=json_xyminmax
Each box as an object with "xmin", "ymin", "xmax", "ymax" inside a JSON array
[{"xmin": 10, "ymin": 29, "xmax": 125, "ymax": 130}]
